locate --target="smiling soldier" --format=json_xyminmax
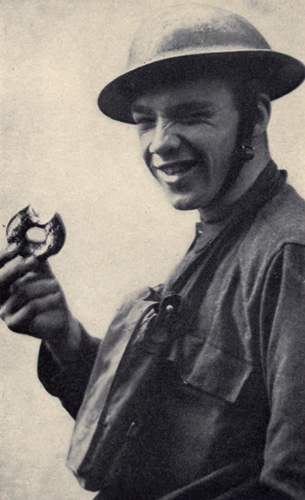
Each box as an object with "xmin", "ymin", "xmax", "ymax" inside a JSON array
[{"xmin": 1, "ymin": 4, "xmax": 305, "ymax": 500}]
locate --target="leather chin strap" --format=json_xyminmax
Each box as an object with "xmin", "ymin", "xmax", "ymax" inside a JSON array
[{"xmin": 207, "ymin": 93, "xmax": 258, "ymax": 207}]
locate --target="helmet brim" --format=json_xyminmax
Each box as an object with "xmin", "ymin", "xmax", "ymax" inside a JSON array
[{"xmin": 98, "ymin": 50, "xmax": 305, "ymax": 123}]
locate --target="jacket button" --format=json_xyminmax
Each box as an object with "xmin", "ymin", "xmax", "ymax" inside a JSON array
[{"xmin": 166, "ymin": 304, "xmax": 174, "ymax": 314}]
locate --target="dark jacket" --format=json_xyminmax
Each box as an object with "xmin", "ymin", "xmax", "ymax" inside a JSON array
[{"xmin": 39, "ymin": 167, "xmax": 305, "ymax": 500}]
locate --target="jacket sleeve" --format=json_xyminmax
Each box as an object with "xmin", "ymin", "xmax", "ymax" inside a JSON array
[
  {"xmin": 37, "ymin": 285, "xmax": 164, "ymax": 420},
  {"xmin": 38, "ymin": 324, "xmax": 100, "ymax": 419},
  {"xmin": 259, "ymin": 242, "xmax": 305, "ymax": 499}
]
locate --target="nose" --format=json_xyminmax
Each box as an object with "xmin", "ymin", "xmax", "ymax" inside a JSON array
[{"xmin": 148, "ymin": 120, "xmax": 181, "ymax": 157}]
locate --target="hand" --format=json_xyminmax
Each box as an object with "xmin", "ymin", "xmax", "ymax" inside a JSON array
[{"xmin": 0, "ymin": 244, "xmax": 81, "ymax": 360}]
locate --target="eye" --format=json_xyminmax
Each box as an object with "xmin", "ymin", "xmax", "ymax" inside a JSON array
[{"xmin": 133, "ymin": 114, "xmax": 156, "ymax": 131}]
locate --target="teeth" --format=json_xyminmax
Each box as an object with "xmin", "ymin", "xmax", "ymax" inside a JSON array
[{"xmin": 161, "ymin": 162, "xmax": 196, "ymax": 175}]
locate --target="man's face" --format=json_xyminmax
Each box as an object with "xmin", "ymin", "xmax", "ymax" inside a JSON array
[{"xmin": 132, "ymin": 77, "xmax": 240, "ymax": 211}]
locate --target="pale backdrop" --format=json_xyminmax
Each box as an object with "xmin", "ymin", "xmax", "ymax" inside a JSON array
[{"xmin": 1, "ymin": 1, "xmax": 305, "ymax": 499}]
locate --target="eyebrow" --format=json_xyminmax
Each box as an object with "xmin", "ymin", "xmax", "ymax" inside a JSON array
[{"xmin": 131, "ymin": 101, "xmax": 214, "ymax": 116}]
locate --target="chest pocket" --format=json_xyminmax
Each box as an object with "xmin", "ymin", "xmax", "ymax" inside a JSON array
[{"xmin": 179, "ymin": 341, "xmax": 253, "ymax": 404}]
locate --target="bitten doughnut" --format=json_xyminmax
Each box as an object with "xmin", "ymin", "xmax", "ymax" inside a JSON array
[{"xmin": 6, "ymin": 205, "xmax": 66, "ymax": 258}]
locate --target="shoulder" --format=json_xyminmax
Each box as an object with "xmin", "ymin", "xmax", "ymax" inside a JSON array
[
  {"xmin": 235, "ymin": 182, "xmax": 305, "ymax": 298},
  {"xmin": 240, "ymin": 183, "xmax": 305, "ymax": 265},
  {"xmin": 259, "ymin": 183, "xmax": 305, "ymax": 243}
]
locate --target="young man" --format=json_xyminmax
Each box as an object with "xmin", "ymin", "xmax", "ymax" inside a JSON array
[{"xmin": 1, "ymin": 5, "xmax": 305, "ymax": 500}]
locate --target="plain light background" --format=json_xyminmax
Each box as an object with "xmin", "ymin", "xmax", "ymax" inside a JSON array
[{"xmin": 1, "ymin": 1, "xmax": 305, "ymax": 499}]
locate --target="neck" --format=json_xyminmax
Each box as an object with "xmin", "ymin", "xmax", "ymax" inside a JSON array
[{"xmin": 199, "ymin": 139, "xmax": 271, "ymax": 222}]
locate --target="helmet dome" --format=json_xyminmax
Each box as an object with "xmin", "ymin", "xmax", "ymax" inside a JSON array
[{"xmin": 98, "ymin": 4, "xmax": 305, "ymax": 123}]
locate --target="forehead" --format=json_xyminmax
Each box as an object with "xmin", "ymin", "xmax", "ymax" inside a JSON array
[{"xmin": 131, "ymin": 77, "xmax": 236, "ymax": 111}]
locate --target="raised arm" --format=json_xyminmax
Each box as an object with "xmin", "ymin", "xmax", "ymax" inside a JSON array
[{"xmin": 0, "ymin": 244, "xmax": 100, "ymax": 417}]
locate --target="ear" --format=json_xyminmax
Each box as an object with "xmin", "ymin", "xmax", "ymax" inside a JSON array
[{"xmin": 252, "ymin": 93, "xmax": 271, "ymax": 138}]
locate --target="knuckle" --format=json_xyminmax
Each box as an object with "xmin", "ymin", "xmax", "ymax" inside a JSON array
[
  {"xmin": 52, "ymin": 290, "xmax": 62, "ymax": 303},
  {"xmin": 5, "ymin": 315, "xmax": 14, "ymax": 328},
  {"xmin": 5, "ymin": 314, "xmax": 19, "ymax": 330},
  {"xmin": 50, "ymin": 279, "xmax": 60, "ymax": 292},
  {"xmin": 6, "ymin": 319, "xmax": 24, "ymax": 334}
]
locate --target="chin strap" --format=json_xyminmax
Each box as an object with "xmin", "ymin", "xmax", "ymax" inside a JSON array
[
  {"xmin": 208, "ymin": 85, "xmax": 259, "ymax": 206},
  {"xmin": 240, "ymin": 144, "xmax": 255, "ymax": 162}
]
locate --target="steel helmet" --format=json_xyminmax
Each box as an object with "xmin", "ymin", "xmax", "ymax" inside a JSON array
[{"xmin": 98, "ymin": 4, "xmax": 305, "ymax": 123}]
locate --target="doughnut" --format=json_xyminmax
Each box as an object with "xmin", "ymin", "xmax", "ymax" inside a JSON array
[{"xmin": 6, "ymin": 205, "xmax": 66, "ymax": 258}]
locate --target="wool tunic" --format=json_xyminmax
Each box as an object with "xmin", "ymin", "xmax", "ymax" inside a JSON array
[{"xmin": 39, "ymin": 163, "xmax": 305, "ymax": 499}]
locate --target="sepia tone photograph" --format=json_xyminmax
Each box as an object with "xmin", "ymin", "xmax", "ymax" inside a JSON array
[{"xmin": 1, "ymin": 1, "xmax": 305, "ymax": 499}]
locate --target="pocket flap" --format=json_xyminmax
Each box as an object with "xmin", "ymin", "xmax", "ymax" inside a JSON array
[{"xmin": 182, "ymin": 342, "xmax": 253, "ymax": 403}]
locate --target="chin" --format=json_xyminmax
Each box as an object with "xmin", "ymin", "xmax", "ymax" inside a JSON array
[{"xmin": 169, "ymin": 195, "xmax": 202, "ymax": 211}]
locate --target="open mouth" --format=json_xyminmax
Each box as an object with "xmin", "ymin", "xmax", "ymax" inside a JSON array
[{"xmin": 156, "ymin": 160, "xmax": 199, "ymax": 176}]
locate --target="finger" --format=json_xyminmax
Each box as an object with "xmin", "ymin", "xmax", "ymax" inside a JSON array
[
  {"xmin": 0, "ymin": 255, "xmax": 38, "ymax": 304},
  {"xmin": 0, "ymin": 255, "xmax": 25, "ymax": 304},
  {"xmin": 11, "ymin": 271, "xmax": 44, "ymax": 289},
  {"xmin": 20, "ymin": 258, "xmax": 55, "ymax": 280},
  {"xmin": 0, "ymin": 243, "xmax": 20, "ymax": 268},
  {"xmin": 10, "ymin": 266, "xmax": 54, "ymax": 290},
  {"xmin": 4, "ymin": 291, "xmax": 63, "ymax": 335},
  {"xmin": 2, "ymin": 279, "xmax": 60, "ymax": 316}
]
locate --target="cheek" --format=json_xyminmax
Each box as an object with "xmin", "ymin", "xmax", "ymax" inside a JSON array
[
  {"xmin": 139, "ymin": 139, "xmax": 156, "ymax": 178},
  {"xmin": 181, "ymin": 126, "xmax": 219, "ymax": 153},
  {"xmin": 208, "ymin": 127, "xmax": 239, "ymax": 161},
  {"xmin": 138, "ymin": 133, "xmax": 152, "ymax": 166}
]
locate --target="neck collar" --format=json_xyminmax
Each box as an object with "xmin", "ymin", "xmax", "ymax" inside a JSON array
[{"xmin": 198, "ymin": 160, "xmax": 287, "ymax": 225}]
